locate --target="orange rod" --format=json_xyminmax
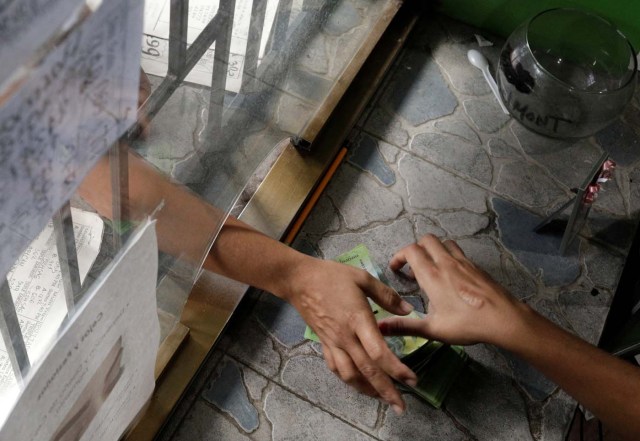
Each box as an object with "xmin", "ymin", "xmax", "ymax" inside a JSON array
[{"xmin": 284, "ymin": 146, "xmax": 348, "ymax": 245}]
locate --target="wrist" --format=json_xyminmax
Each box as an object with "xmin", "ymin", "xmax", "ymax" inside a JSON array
[
  {"xmin": 271, "ymin": 249, "xmax": 317, "ymax": 304},
  {"xmin": 492, "ymin": 300, "xmax": 543, "ymax": 353}
]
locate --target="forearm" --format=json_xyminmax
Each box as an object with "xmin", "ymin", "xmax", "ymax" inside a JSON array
[
  {"xmin": 80, "ymin": 150, "xmax": 312, "ymax": 298},
  {"xmin": 506, "ymin": 305, "xmax": 640, "ymax": 440},
  {"xmin": 80, "ymin": 151, "xmax": 228, "ymax": 265},
  {"xmin": 203, "ymin": 216, "xmax": 311, "ymax": 300}
]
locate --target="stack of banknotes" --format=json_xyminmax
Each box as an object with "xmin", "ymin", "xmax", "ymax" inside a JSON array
[{"xmin": 304, "ymin": 244, "xmax": 467, "ymax": 408}]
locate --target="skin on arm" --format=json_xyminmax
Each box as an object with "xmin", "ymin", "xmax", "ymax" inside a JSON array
[
  {"xmin": 79, "ymin": 149, "xmax": 418, "ymax": 413},
  {"xmin": 79, "ymin": 150, "xmax": 228, "ymax": 265},
  {"xmin": 379, "ymin": 234, "xmax": 640, "ymax": 440}
]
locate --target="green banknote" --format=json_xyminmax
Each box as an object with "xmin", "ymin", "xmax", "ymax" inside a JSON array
[
  {"xmin": 304, "ymin": 244, "xmax": 467, "ymax": 408},
  {"xmin": 303, "ymin": 244, "xmax": 428, "ymax": 359}
]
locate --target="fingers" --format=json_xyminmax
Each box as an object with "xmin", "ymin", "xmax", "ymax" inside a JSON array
[
  {"xmin": 323, "ymin": 318, "xmax": 410, "ymax": 412},
  {"xmin": 361, "ymin": 275, "xmax": 414, "ymax": 316},
  {"xmin": 322, "ymin": 342, "xmax": 335, "ymax": 371},
  {"xmin": 442, "ymin": 239, "xmax": 466, "ymax": 260},
  {"xmin": 330, "ymin": 347, "xmax": 378, "ymax": 398},
  {"xmin": 416, "ymin": 234, "xmax": 452, "ymax": 262},
  {"xmin": 355, "ymin": 316, "xmax": 417, "ymax": 382},
  {"xmin": 352, "ymin": 317, "xmax": 417, "ymax": 413},
  {"xmin": 391, "ymin": 235, "xmax": 466, "ymax": 272},
  {"xmin": 137, "ymin": 115, "xmax": 151, "ymax": 139},
  {"xmin": 378, "ymin": 316, "xmax": 431, "ymax": 338},
  {"xmin": 137, "ymin": 68, "xmax": 152, "ymax": 140},
  {"xmin": 388, "ymin": 249, "xmax": 409, "ymax": 272},
  {"xmin": 139, "ymin": 68, "xmax": 152, "ymax": 98},
  {"xmin": 390, "ymin": 243, "xmax": 434, "ymax": 274},
  {"xmin": 345, "ymin": 338, "xmax": 408, "ymax": 414}
]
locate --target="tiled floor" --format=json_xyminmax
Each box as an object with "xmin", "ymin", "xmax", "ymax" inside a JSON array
[{"xmin": 159, "ymin": 12, "xmax": 640, "ymax": 441}]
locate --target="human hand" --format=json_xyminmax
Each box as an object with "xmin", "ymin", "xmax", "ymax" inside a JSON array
[
  {"xmin": 286, "ymin": 256, "xmax": 418, "ymax": 414},
  {"xmin": 378, "ymin": 235, "xmax": 525, "ymax": 348}
]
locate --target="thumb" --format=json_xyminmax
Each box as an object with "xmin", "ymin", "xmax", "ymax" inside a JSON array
[
  {"xmin": 361, "ymin": 275, "xmax": 414, "ymax": 316},
  {"xmin": 378, "ymin": 316, "xmax": 432, "ymax": 339}
]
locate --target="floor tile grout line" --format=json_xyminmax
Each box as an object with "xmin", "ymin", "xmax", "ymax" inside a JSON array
[
  {"xmin": 360, "ymin": 105, "xmax": 637, "ymax": 226},
  {"xmin": 395, "ymin": 137, "xmax": 570, "ymax": 205},
  {"xmin": 228, "ymin": 355, "xmax": 387, "ymax": 440},
  {"xmin": 157, "ymin": 351, "xmax": 226, "ymax": 441}
]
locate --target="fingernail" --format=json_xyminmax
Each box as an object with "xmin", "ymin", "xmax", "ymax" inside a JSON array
[
  {"xmin": 392, "ymin": 404, "xmax": 404, "ymax": 416},
  {"xmin": 405, "ymin": 378, "xmax": 418, "ymax": 388},
  {"xmin": 399, "ymin": 300, "xmax": 414, "ymax": 314}
]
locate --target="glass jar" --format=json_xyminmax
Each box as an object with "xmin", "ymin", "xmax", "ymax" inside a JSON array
[{"xmin": 497, "ymin": 8, "xmax": 637, "ymax": 138}]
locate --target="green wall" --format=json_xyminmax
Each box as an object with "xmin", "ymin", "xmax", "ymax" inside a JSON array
[{"xmin": 438, "ymin": 0, "xmax": 640, "ymax": 51}]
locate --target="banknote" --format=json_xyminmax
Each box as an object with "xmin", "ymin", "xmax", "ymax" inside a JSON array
[
  {"xmin": 304, "ymin": 244, "xmax": 428, "ymax": 359},
  {"xmin": 304, "ymin": 244, "xmax": 467, "ymax": 408},
  {"xmin": 398, "ymin": 341, "xmax": 467, "ymax": 408}
]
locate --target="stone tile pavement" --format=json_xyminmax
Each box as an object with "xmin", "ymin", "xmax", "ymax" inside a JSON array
[{"xmin": 160, "ymin": 12, "xmax": 640, "ymax": 441}]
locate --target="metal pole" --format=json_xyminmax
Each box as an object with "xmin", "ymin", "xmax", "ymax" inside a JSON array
[
  {"xmin": 130, "ymin": 10, "xmax": 227, "ymax": 137},
  {"xmin": 265, "ymin": 0, "xmax": 292, "ymax": 53},
  {"xmin": 241, "ymin": 0, "xmax": 267, "ymax": 91},
  {"xmin": 0, "ymin": 280, "xmax": 30, "ymax": 379},
  {"xmin": 207, "ymin": 0, "xmax": 237, "ymax": 139},
  {"xmin": 52, "ymin": 201, "xmax": 81, "ymax": 313},
  {"xmin": 168, "ymin": 0, "xmax": 189, "ymax": 78},
  {"xmin": 109, "ymin": 143, "xmax": 130, "ymax": 251}
]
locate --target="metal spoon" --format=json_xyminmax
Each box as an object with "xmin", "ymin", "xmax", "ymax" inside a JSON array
[{"xmin": 467, "ymin": 49, "xmax": 510, "ymax": 114}]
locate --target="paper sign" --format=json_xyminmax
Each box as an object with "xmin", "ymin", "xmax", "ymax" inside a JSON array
[
  {"xmin": 0, "ymin": 220, "xmax": 160, "ymax": 441},
  {"xmin": 0, "ymin": 0, "xmax": 84, "ymax": 88},
  {"xmin": 0, "ymin": 0, "xmax": 143, "ymax": 288},
  {"xmin": 0, "ymin": 209, "xmax": 104, "ymax": 423}
]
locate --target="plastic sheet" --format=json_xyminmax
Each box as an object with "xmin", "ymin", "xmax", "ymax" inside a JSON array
[{"xmin": 0, "ymin": 0, "xmax": 393, "ymax": 433}]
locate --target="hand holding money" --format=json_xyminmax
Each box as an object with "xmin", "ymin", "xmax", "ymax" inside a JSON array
[
  {"xmin": 304, "ymin": 244, "xmax": 466, "ymax": 409},
  {"xmin": 286, "ymin": 255, "xmax": 417, "ymax": 414},
  {"xmin": 379, "ymin": 234, "xmax": 527, "ymax": 348}
]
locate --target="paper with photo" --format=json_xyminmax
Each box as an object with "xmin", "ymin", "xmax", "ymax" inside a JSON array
[
  {"xmin": 0, "ymin": 209, "xmax": 104, "ymax": 425},
  {"xmin": 0, "ymin": 220, "xmax": 159, "ymax": 440}
]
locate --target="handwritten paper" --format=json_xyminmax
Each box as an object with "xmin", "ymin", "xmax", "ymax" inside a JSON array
[
  {"xmin": 0, "ymin": 0, "xmax": 84, "ymax": 88},
  {"xmin": 141, "ymin": 0, "xmax": 279, "ymax": 91},
  {"xmin": 0, "ymin": 220, "xmax": 159, "ymax": 440},
  {"xmin": 0, "ymin": 208, "xmax": 104, "ymax": 425},
  {"xmin": 0, "ymin": 0, "xmax": 143, "ymax": 286}
]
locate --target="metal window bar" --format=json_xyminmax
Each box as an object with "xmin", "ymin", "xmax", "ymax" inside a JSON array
[
  {"xmin": 52, "ymin": 201, "xmax": 82, "ymax": 314},
  {"xmin": 264, "ymin": 0, "xmax": 292, "ymax": 54},
  {"xmin": 206, "ymin": 0, "xmax": 237, "ymax": 140},
  {"xmin": 0, "ymin": 280, "xmax": 30, "ymax": 380},
  {"xmin": 241, "ymin": 0, "xmax": 267, "ymax": 91},
  {"xmin": 195, "ymin": 0, "xmax": 335, "ymax": 199},
  {"xmin": 109, "ymin": 142, "xmax": 131, "ymax": 252},
  {"xmin": 130, "ymin": 0, "xmax": 331, "ymax": 148},
  {"xmin": 168, "ymin": 0, "xmax": 189, "ymax": 77},
  {"xmin": 0, "ymin": 1, "xmax": 361, "ymax": 390},
  {"xmin": 129, "ymin": 9, "xmax": 228, "ymax": 136},
  {"xmin": 0, "ymin": 0, "xmax": 310, "ymax": 391},
  {"xmin": 239, "ymin": 0, "xmax": 333, "ymax": 90}
]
